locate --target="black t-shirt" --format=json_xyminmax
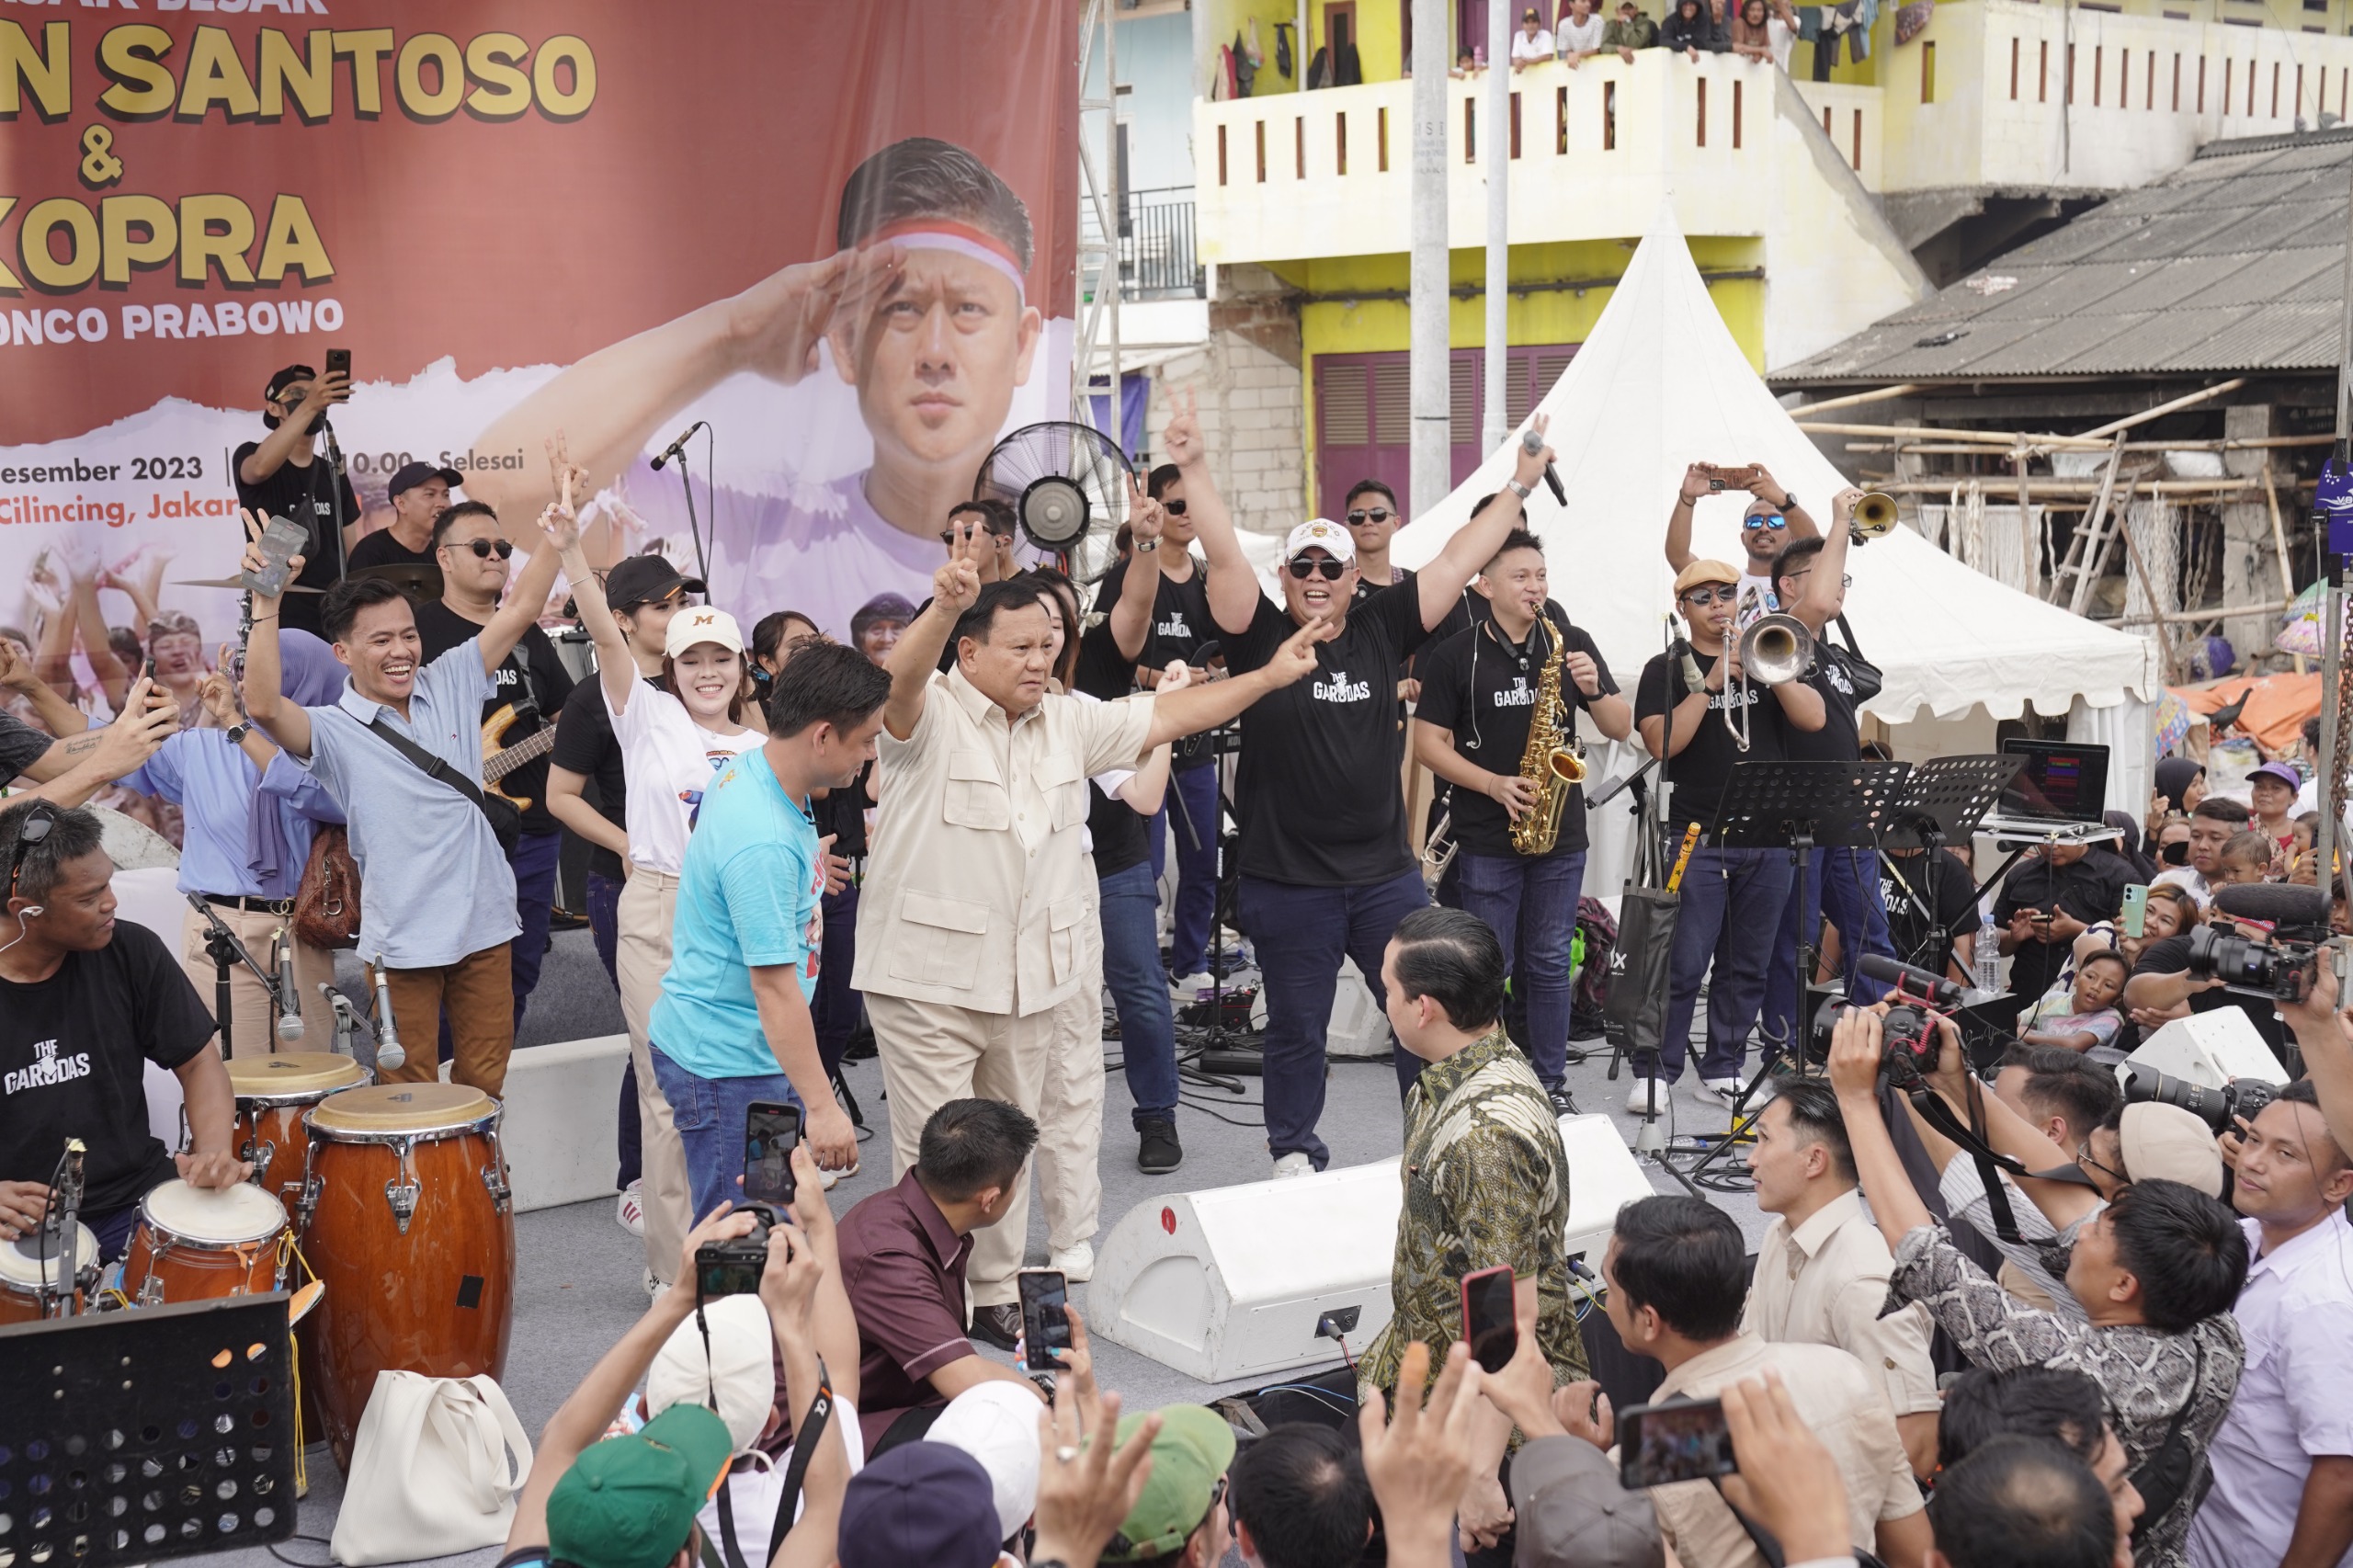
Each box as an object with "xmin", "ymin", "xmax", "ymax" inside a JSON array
[
  {"xmin": 1994, "ymin": 849, "xmax": 2133, "ymax": 1001},
  {"xmin": 0, "ymin": 922, "xmax": 215, "ymax": 1212},
  {"xmin": 1096, "ymin": 555, "xmax": 1220, "ymax": 770},
  {"xmin": 1413, "ymin": 609, "xmax": 1617, "ymax": 858},
  {"xmin": 1633, "ymin": 645, "xmax": 1787, "ymax": 832},
  {"xmin": 232, "ymin": 441, "xmax": 359, "ymax": 637},
  {"xmin": 1074, "ymin": 622, "xmax": 1150, "ymax": 879},
  {"xmin": 1228, "ymin": 585, "xmax": 1428, "ymax": 886},
  {"xmin": 413, "ymin": 602, "xmax": 577, "ymax": 838},
  {"xmin": 346, "ymin": 528, "xmax": 438, "ymax": 574},
  {"xmin": 1880, "ymin": 848, "xmax": 1980, "ymax": 971},
  {"xmin": 550, "ymin": 674, "xmax": 635, "ymax": 881},
  {"xmin": 2129, "ymin": 931, "xmax": 2290, "ymax": 1057},
  {"xmin": 0, "ymin": 710, "xmax": 53, "ymax": 784},
  {"xmin": 1784, "ymin": 642, "xmax": 1863, "ymax": 763}
]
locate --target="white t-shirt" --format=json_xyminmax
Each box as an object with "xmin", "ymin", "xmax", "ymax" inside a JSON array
[
  {"xmin": 608, "ymin": 684, "xmax": 763, "ymax": 875},
  {"xmin": 1073, "ymin": 689, "xmax": 1139, "ymax": 854},
  {"xmin": 1734, "ymin": 570, "xmax": 1779, "ymax": 631},
  {"xmin": 1767, "ymin": 15, "xmax": 1795, "ymax": 67},
  {"xmin": 1510, "ymin": 27, "xmax": 1555, "ymax": 61},
  {"xmin": 1556, "ymin": 13, "xmax": 1607, "ymax": 51},
  {"xmin": 696, "ymin": 1396, "xmax": 869, "ymax": 1568},
  {"xmin": 2153, "ymin": 865, "xmax": 2213, "ymax": 911}
]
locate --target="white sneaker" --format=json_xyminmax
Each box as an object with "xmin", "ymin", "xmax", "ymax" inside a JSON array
[
  {"xmin": 819, "ymin": 1162, "xmax": 858, "ymax": 1192},
  {"xmin": 1168, "ymin": 971, "xmax": 1213, "ymax": 1003},
  {"xmin": 1272, "ymin": 1152, "xmax": 1315, "ymax": 1179},
  {"xmin": 1050, "ymin": 1243, "xmax": 1096, "ymax": 1283},
  {"xmin": 1702, "ymin": 1077, "xmax": 1744, "ymax": 1103},
  {"xmin": 616, "ymin": 1180, "xmax": 644, "ymax": 1237},
  {"xmin": 1627, "ymin": 1076, "xmax": 1665, "ymax": 1115}
]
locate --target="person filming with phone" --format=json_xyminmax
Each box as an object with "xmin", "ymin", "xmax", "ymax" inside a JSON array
[{"xmin": 234, "ymin": 362, "xmax": 358, "ymax": 638}]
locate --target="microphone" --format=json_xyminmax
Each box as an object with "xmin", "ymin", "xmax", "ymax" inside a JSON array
[
  {"xmin": 1859, "ymin": 953, "xmax": 1966, "ymax": 1009},
  {"xmin": 370, "ymin": 960, "xmax": 404, "ymax": 1072},
  {"xmin": 274, "ymin": 927, "xmax": 304, "ymax": 1043},
  {"xmin": 2212, "ymin": 881, "xmax": 2332, "ymax": 931},
  {"xmin": 649, "ymin": 420, "xmax": 707, "ymax": 472},
  {"xmin": 1518, "ymin": 426, "xmax": 1568, "ymax": 506},
  {"xmin": 1672, "ymin": 636, "xmax": 1706, "ymax": 695}
]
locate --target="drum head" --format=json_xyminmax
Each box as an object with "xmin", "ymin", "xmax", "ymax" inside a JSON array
[
  {"xmin": 309, "ymin": 1082, "xmax": 497, "ymax": 1134},
  {"xmin": 0, "ymin": 1222, "xmax": 96, "ymax": 1289},
  {"xmin": 142, "ymin": 1179, "xmax": 288, "ymax": 1245},
  {"xmin": 227, "ymin": 1051, "xmax": 369, "ymax": 1099}
]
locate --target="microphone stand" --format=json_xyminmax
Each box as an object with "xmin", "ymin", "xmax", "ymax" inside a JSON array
[
  {"xmin": 44, "ymin": 1139, "xmax": 85, "ymax": 1317},
  {"xmin": 665, "ymin": 426, "xmax": 712, "ymax": 585},
  {"xmin": 319, "ymin": 417, "xmax": 349, "ymax": 582},
  {"xmin": 187, "ymin": 894, "xmax": 295, "ymax": 1060}
]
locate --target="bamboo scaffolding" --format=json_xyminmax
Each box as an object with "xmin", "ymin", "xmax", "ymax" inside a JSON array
[{"xmin": 1780, "ymin": 382, "xmax": 1921, "ymax": 417}]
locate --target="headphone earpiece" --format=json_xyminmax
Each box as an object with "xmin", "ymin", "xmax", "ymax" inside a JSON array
[{"xmin": 20, "ymin": 906, "xmax": 41, "ymax": 918}]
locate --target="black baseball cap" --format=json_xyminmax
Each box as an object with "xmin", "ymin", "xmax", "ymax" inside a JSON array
[
  {"xmin": 605, "ymin": 553, "xmax": 706, "ymax": 610},
  {"xmin": 265, "ymin": 364, "xmax": 317, "ymax": 403},
  {"xmin": 386, "ymin": 460, "xmax": 463, "ymax": 500}
]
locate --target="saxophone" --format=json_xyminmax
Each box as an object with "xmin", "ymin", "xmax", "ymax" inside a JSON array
[{"xmin": 1509, "ymin": 615, "xmax": 1589, "ymax": 857}]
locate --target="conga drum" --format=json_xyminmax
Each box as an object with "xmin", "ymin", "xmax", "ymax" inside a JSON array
[
  {"xmin": 298, "ymin": 1083, "xmax": 515, "ymax": 1471},
  {"xmin": 0, "ymin": 1222, "xmax": 97, "ymax": 1322},
  {"xmin": 120, "ymin": 1180, "xmax": 290, "ymax": 1304},
  {"xmin": 228, "ymin": 1051, "xmax": 370, "ymax": 1206}
]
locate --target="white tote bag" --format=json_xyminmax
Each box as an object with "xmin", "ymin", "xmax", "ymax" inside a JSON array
[{"xmin": 331, "ymin": 1371, "xmax": 534, "ymax": 1566}]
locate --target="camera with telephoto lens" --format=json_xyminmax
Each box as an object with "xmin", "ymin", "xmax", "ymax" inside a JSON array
[
  {"xmin": 695, "ymin": 1203, "xmax": 777, "ymax": 1301},
  {"xmin": 2120, "ymin": 1064, "xmax": 2279, "ymax": 1135},
  {"xmin": 2184, "ymin": 925, "xmax": 2335, "ymax": 1004}
]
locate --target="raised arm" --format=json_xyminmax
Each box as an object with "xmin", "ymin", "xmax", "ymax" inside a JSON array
[
  {"xmin": 1163, "ymin": 388, "xmax": 1264, "ymax": 637},
  {"xmin": 883, "ymin": 525, "xmax": 985, "ymax": 742},
  {"xmin": 1912, "ymin": 1017, "xmax": 2102, "ymax": 1231},
  {"xmin": 563, "ymin": 488, "xmax": 641, "ymax": 717},
  {"xmin": 1108, "ymin": 477, "xmax": 1165, "ymax": 663},
  {"xmin": 1417, "ymin": 418, "xmax": 1551, "ymax": 631},
  {"xmin": 1790, "ymin": 486, "xmax": 1862, "ymax": 633},
  {"xmin": 1665, "ymin": 464, "xmax": 1713, "ymax": 574},
  {"xmin": 2279, "ymin": 965, "xmax": 2353, "ymax": 1172},
  {"xmin": 480, "ymin": 441, "xmax": 586, "ymax": 675},
  {"xmin": 65, "ymin": 558, "xmax": 130, "ymax": 712},
  {"xmin": 236, "ymin": 372, "xmax": 348, "ymax": 488},
  {"xmin": 1142, "ymin": 617, "xmax": 1336, "ymax": 749},
  {"xmin": 0, "ymin": 641, "xmax": 90, "ymax": 739},
  {"xmin": 1826, "ymin": 1007, "xmax": 1938, "ymax": 1250},
  {"xmin": 236, "ymin": 510, "xmax": 313, "ymax": 761}
]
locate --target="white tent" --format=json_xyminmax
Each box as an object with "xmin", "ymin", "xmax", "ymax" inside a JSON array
[{"xmin": 1345, "ymin": 202, "xmax": 2164, "ymax": 898}]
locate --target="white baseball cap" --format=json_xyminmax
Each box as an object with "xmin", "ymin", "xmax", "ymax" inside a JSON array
[
  {"xmin": 665, "ymin": 606, "xmax": 746, "ymax": 659},
  {"xmin": 925, "ymin": 1381, "xmax": 1043, "ymax": 1541},
  {"xmin": 644, "ymin": 1295, "xmax": 776, "ymax": 1452},
  {"xmin": 1283, "ymin": 517, "xmax": 1357, "ymax": 564}
]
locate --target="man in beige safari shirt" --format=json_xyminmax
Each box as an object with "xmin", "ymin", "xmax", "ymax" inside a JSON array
[{"xmin": 854, "ymin": 522, "xmax": 1333, "ymax": 1338}]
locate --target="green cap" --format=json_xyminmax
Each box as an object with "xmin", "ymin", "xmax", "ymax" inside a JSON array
[
  {"xmin": 547, "ymin": 1404, "xmax": 733, "ymax": 1568},
  {"xmin": 1101, "ymin": 1405, "xmax": 1236, "ymax": 1562}
]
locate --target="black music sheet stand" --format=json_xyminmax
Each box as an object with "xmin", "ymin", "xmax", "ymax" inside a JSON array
[
  {"xmin": 1876, "ymin": 756, "xmax": 2019, "ymax": 975},
  {"xmin": 1665, "ymin": 758, "xmax": 1909, "ymax": 1193}
]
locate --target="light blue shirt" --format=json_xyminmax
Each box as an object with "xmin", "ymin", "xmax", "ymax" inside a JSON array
[
  {"xmin": 299, "ymin": 639, "xmax": 518, "ymax": 969},
  {"xmin": 650, "ymin": 744, "xmax": 822, "ymax": 1081},
  {"xmin": 124, "ymin": 731, "xmax": 344, "ymax": 901}
]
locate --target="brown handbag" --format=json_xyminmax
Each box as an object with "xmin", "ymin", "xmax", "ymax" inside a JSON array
[{"xmin": 293, "ymin": 824, "xmax": 362, "ymax": 950}]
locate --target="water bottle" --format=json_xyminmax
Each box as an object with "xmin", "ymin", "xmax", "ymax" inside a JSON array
[{"xmin": 1974, "ymin": 905, "xmax": 2002, "ymax": 994}]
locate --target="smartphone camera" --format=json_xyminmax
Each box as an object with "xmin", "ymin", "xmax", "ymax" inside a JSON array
[
  {"xmin": 1017, "ymin": 1268, "xmax": 1072, "ymax": 1374},
  {"xmin": 1619, "ymin": 1396, "xmax": 1739, "ymax": 1490},
  {"xmin": 743, "ymin": 1100, "xmax": 801, "ymax": 1210},
  {"xmin": 695, "ymin": 1206, "xmax": 772, "ymax": 1302},
  {"xmin": 1461, "ymin": 1265, "xmax": 1518, "ymax": 1375}
]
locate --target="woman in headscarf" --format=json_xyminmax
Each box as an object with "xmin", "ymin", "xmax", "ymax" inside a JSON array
[{"xmin": 2147, "ymin": 756, "xmax": 2206, "ymax": 857}]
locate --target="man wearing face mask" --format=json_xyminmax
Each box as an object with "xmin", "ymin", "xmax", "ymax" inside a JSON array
[{"xmin": 234, "ymin": 363, "xmax": 358, "ymax": 637}]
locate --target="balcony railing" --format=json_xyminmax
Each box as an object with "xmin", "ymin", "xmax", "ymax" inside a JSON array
[{"xmin": 1083, "ymin": 186, "xmax": 1205, "ymax": 301}]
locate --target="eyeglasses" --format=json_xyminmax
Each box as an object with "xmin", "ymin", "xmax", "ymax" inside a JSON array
[
  {"xmin": 449, "ymin": 538, "xmax": 514, "ymax": 560},
  {"xmin": 1680, "ymin": 585, "xmax": 1738, "ymax": 606},
  {"xmin": 1347, "ymin": 507, "xmax": 1394, "ymax": 525},
  {"xmin": 1162, "ymin": 499, "xmax": 1188, "ymax": 516},
  {"xmin": 1288, "ymin": 557, "xmax": 1347, "ymax": 581},
  {"xmin": 7, "ymin": 805, "xmax": 54, "ymax": 905},
  {"xmin": 1787, "ymin": 569, "xmax": 1853, "ymax": 589},
  {"xmin": 1742, "ymin": 513, "xmax": 1788, "ymax": 531}
]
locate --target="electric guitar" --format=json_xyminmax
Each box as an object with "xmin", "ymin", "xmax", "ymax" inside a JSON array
[{"xmin": 482, "ymin": 701, "xmax": 556, "ymax": 812}]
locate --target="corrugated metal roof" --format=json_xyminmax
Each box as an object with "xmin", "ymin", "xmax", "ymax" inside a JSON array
[{"xmin": 1775, "ymin": 132, "xmax": 2353, "ymax": 384}]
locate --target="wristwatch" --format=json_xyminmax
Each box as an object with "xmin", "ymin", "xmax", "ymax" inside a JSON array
[
  {"xmin": 1774, "ymin": 489, "xmax": 1797, "ymax": 511},
  {"xmin": 1506, "ymin": 478, "xmax": 1533, "ymax": 500},
  {"xmin": 1137, "ymin": 539, "xmax": 1159, "ymax": 553},
  {"xmin": 224, "ymin": 722, "xmax": 251, "ymax": 744}
]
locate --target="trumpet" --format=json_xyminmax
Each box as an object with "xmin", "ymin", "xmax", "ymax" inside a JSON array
[
  {"xmin": 1722, "ymin": 613, "xmax": 1816, "ymax": 751},
  {"xmin": 1848, "ymin": 491, "xmax": 1899, "ymax": 545}
]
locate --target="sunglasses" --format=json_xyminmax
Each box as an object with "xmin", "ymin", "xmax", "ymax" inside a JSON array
[
  {"xmin": 939, "ymin": 526, "xmax": 1016, "ymax": 545},
  {"xmin": 1162, "ymin": 498, "xmax": 1188, "ymax": 516},
  {"xmin": 1347, "ymin": 507, "xmax": 1394, "ymax": 525},
  {"xmin": 1681, "ymin": 585, "xmax": 1738, "ymax": 606},
  {"xmin": 1288, "ymin": 557, "xmax": 1347, "ymax": 581},
  {"xmin": 449, "ymin": 538, "xmax": 514, "ymax": 560},
  {"xmin": 1742, "ymin": 513, "xmax": 1789, "ymax": 531},
  {"xmin": 7, "ymin": 805, "xmax": 54, "ymax": 904}
]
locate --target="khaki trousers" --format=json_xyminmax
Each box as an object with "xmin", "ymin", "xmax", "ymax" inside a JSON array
[
  {"xmin": 177, "ymin": 903, "xmax": 336, "ymax": 1059},
  {"xmin": 370, "ymin": 943, "xmax": 514, "ymax": 1099},
  {"xmin": 618, "ymin": 869, "xmax": 691, "ymax": 1286},
  {"xmin": 1035, "ymin": 971, "xmax": 1106, "ymax": 1255},
  {"xmin": 866, "ymin": 992, "xmax": 1057, "ymax": 1307}
]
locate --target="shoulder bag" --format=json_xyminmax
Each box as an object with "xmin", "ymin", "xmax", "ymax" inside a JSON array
[
  {"xmin": 367, "ymin": 716, "xmax": 522, "ymax": 854},
  {"xmin": 292, "ymin": 824, "xmax": 362, "ymax": 950},
  {"xmin": 329, "ymin": 1371, "xmax": 532, "ymax": 1565}
]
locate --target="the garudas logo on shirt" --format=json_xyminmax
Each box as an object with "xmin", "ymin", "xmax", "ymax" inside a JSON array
[
  {"xmin": 1494, "ymin": 677, "xmax": 1537, "ymax": 709},
  {"xmin": 5, "ymin": 1037, "xmax": 91, "ymax": 1096},
  {"xmin": 1313, "ymin": 669, "xmax": 1372, "ymax": 704},
  {"xmin": 1157, "ymin": 609, "xmax": 1193, "ymax": 640}
]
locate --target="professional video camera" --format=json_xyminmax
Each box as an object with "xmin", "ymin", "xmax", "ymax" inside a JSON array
[
  {"xmin": 2120, "ymin": 1064, "xmax": 2279, "ymax": 1135},
  {"xmin": 1806, "ymin": 954, "xmax": 1979, "ymax": 1082},
  {"xmin": 2190, "ymin": 883, "xmax": 2347, "ymax": 1004}
]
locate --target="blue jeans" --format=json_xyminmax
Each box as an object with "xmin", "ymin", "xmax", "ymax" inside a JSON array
[
  {"xmin": 438, "ymin": 828, "xmax": 563, "ymax": 1068},
  {"xmin": 1454, "ymin": 847, "xmax": 1586, "ymax": 1088},
  {"xmin": 1661, "ymin": 846, "xmax": 1792, "ymax": 1084},
  {"xmin": 647, "ymin": 1044, "xmax": 802, "ymax": 1225},
  {"xmin": 1759, "ymin": 845, "xmax": 1896, "ymax": 1053},
  {"xmin": 87, "ymin": 1201, "xmax": 142, "ymax": 1265},
  {"xmin": 1100, "ymin": 860, "xmax": 1178, "ymax": 1124},
  {"xmin": 1238, "ymin": 866, "xmax": 1427, "ymax": 1169},
  {"xmin": 588, "ymin": 870, "xmax": 638, "ymax": 1188},
  {"xmin": 1152, "ymin": 763, "xmax": 1222, "ymax": 976},
  {"xmin": 810, "ymin": 882, "xmax": 862, "ymax": 1079}
]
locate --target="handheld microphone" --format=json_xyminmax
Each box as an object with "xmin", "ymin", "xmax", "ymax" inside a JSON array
[
  {"xmin": 649, "ymin": 420, "xmax": 708, "ymax": 472},
  {"xmin": 1858, "ymin": 953, "xmax": 1966, "ymax": 1009},
  {"xmin": 371, "ymin": 960, "xmax": 404, "ymax": 1072},
  {"xmin": 1518, "ymin": 426, "xmax": 1568, "ymax": 506}
]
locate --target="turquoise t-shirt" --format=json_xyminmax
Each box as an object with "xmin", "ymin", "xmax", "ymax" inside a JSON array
[{"xmin": 648, "ymin": 745, "xmax": 823, "ymax": 1080}]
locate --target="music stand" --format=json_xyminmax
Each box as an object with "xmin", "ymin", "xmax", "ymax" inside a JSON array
[
  {"xmin": 1876, "ymin": 756, "xmax": 2018, "ymax": 975},
  {"xmin": 1664, "ymin": 757, "xmax": 1909, "ymax": 1193}
]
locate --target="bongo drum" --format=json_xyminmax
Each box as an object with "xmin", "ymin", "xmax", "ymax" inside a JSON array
[
  {"xmin": 298, "ymin": 1083, "xmax": 515, "ymax": 1471},
  {"xmin": 227, "ymin": 1051, "xmax": 369, "ymax": 1206},
  {"xmin": 0, "ymin": 1221, "xmax": 97, "ymax": 1322},
  {"xmin": 120, "ymin": 1179, "xmax": 290, "ymax": 1306}
]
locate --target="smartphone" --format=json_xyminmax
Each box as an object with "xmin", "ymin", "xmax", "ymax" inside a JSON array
[
  {"xmin": 241, "ymin": 512, "xmax": 313, "ymax": 598},
  {"xmin": 1618, "ymin": 1395, "xmax": 1739, "ymax": 1490},
  {"xmin": 1461, "ymin": 1264, "xmax": 1517, "ymax": 1374},
  {"xmin": 2121, "ymin": 883, "xmax": 2149, "ymax": 939},
  {"xmin": 742, "ymin": 1100, "xmax": 801, "ymax": 1209},
  {"xmin": 1017, "ymin": 1268, "xmax": 1071, "ymax": 1373},
  {"xmin": 324, "ymin": 347, "xmax": 350, "ymax": 381}
]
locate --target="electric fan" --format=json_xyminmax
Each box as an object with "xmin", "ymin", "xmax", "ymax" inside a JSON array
[{"xmin": 972, "ymin": 421, "xmax": 1134, "ymax": 585}]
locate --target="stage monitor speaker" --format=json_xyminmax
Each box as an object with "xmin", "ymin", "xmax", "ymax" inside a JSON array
[
  {"xmin": 2124, "ymin": 1010, "xmax": 2290, "ymax": 1094},
  {"xmin": 1088, "ymin": 1113, "xmax": 1654, "ymax": 1383}
]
